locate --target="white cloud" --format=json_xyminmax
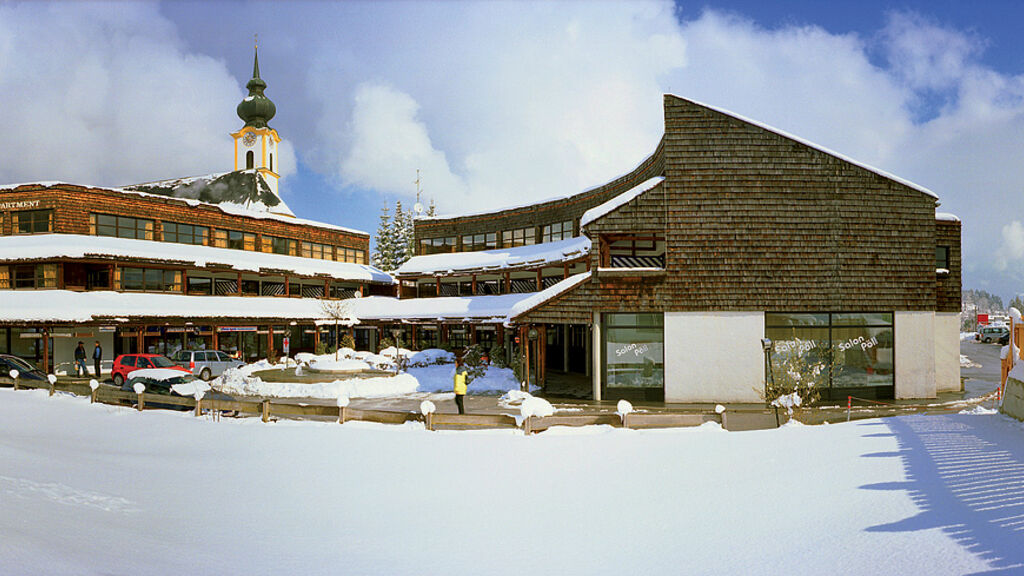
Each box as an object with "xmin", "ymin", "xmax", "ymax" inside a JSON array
[
  {"xmin": 997, "ymin": 221, "xmax": 1024, "ymax": 271},
  {"xmin": 0, "ymin": 3, "xmax": 284, "ymax": 188}
]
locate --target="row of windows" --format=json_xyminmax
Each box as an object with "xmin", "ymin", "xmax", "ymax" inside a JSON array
[
  {"xmin": 420, "ymin": 221, "xmax": 574, "ymax": 255},
  {"xmin": 86, "ymin": 213, "xmax": 367, "ymax": 263},
  {"xmin": 0, "ymin": 264, "xmax": 57, "ymax": 289}
]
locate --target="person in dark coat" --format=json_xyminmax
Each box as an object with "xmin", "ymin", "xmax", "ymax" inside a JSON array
[
  {"xmin": 74, "ymin": 342, "xmax": 87, "ymax": 377},
  {"xmin": 92, "ymin": 341, "xmax": 103, "ymax": 379}
]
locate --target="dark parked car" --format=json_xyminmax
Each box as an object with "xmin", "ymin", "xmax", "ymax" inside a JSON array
[
  {"xmin": 111, "ymin": 354, "xmax": 190, "ymax": 387},
  {"xmin": 999, "ymin": 332, "xmax": 1010, "ymax": 346},
  {"xmin": 122, "ymin": 369, "xmax": 237, "ymax": 412},
  {"xmin": 0, "ymin": 354, "xmax": 47, "ymax": 386}
]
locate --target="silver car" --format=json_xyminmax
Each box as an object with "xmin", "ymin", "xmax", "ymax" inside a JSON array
[{"xmin": 171, "ymin": 349, "xmax": 245, "ymax": 381}]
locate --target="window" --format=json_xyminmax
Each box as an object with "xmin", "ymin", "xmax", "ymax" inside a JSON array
[
  {"xmin": 12, "ymin": 209, "xmax": 53, "ymax": 234},
  {"xmin": 461, "ymin": 232, "xmax": 497, "ymax": 252},
  {"xmin": 601, "ymin": 234, "xmax": 665, "ymax": 268},
  {"xmin": 502, "ymin": 227, "xmax": 536, "ymax": 248},
  {"xmin": 91, "ymin": 214, "xmax": 154, "ymax": 240},
  {"xmin": 765, "ymin": 312, "xmax": 894, "ymax": 400},
  {"xmin": 936, "ymin": 246, "xmax": 950, "ymax": 270},
  {"xmin": 542, "ymin": 220, "xmax": 574, "ymax": 243},
  {"xmin": 301, "ymin": 241, "xmax": 332, "ymax": 260},
  {"xmin": 447, "ymin": 327, "xmax": 469, "ymax": 349},
  {"xmin": 419, "ymin": 236, "xmax": 456, "ymax": 255},
  {"xmin": 270, "ymin": 154, "xmax": 274, "ymax": 172},
  {"xmin": 246, "ymin": 150, "xmax": 254, "ymax": 170},
  {"xmin": 213, "ymin": 230, "xmax": 256, "ymax": 251},
  {"xmin": 162, "ymin": 222, "xmax": 209, "ymax": 246},
  {"xmin": 118, "ymin": 267, "xmax": 182, "ymax": 292},
  {"xmin": 0, "ymin": 266, "xmax": 8, "ymax": 289},
  {"xmin": 186, "ymin": 276, "xmax": 213, "ymax": 295},
  {"xmin": 338, "ymin": 247, "xmax": 366, "ymax": 264},
  {"xmin": 263, "ymin": 236, "xmax": 297, "ymax": 256},
  {"xmin": 11, "ymin": 264, "xmax": 57, "ymax": 289},
  {"xmin": 602, "ymin": 313, "xmax": 664, "ymax": 397}
]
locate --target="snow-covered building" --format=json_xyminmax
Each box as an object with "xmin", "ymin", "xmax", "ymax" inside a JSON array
[
  {"xmin": 0, "ymin": 48, "xmax": 393, "ymax": 371},
  {"xmin": 394, "ymin": 95, "xmax": 962, "ymax": 403}
]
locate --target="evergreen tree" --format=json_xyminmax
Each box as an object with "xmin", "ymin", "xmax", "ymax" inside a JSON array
[
  {"xmin": 393, "ymin": 200, "xmax": 412, "ymax": 268},
  {"xmin": 371, "ymin": 205, "xmax": 393, "ymax": 270},
  {"xmin": 427, "ymin": 198, "xmax": 436, "ymax": 217},
  {"xmin": 1011, "ymin": 295, "xmax": 1024, "ymax": 313}
]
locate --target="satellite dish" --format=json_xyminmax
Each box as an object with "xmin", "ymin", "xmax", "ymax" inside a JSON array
[{"xmin": 414, "ymin": 202, "xmax": 424, "ymax": 215}]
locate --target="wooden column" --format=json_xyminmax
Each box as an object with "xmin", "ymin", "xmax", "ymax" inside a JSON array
[
  {"xmin": 109, "ymin": 265, "xmax": 115, "ymax": 290},
  {"xmin": 411, "ymin": 325, "xmax": 417, "ymax": 350},
  {"xmin": 505, "ymin": 272, "xmax": 511, "ymax": 294},
  {"xmin": 181, "ymin": 269, "xmax": 188, "ymax": 295},
  {"xmin": 41, "ymin": 327, "xmax": 49, "ymax": 373},
  {"xmin": 563, "ymin": 263, "xmax": 569, "ymax": 279},
  {"xmin": 236, "ymin": 272, "xmax": 242, "ymax": 296},
  {"xmin": 496, "ymin": 324, "xmax": 504, "ymax": 346},
  {"xmin": 471, "ymin": 274, "xmax": 477, "ymax": 295},
  {"xmin": 212, "ymin": 328, "xmax": 219, "ymax": 352},
  {"xmin": 536, "ymin": 269, "xmax": 542, "ymax": 291},
  {"xmin": 267, "ymin": 325, "xmax": 275, "ymax": 360},
  {"xmin": 470, "ymin": 325, "xmax": 477, "ymax": 345},
  {"xmin": 436, "ymin": 277, "xmax": 441, "ymax": 297},
  {"xmin": 136, "ymin": 328, "xmax": 144, "ymax": 354},
  {"xmin": 284, "ymin": 276, "xmax": 290, "ymax": 297},
  {"xmin": 539, "ymin": 325, "xmax": 547, "ymax": 389},
  {"xmin": 313, "ymin": 326, "xmax": 320, "ymax": 352}
]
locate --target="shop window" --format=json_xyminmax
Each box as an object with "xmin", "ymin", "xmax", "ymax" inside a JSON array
[
  {"xmin": 118, "ymin": 267, "xmax": 181, "ymax": 292},
  {"xmin": 162, "ymin": 222, "xmax": 209, "ymax": 246},
  {"xmin": 263, "ymin": 235, "xmax": 297, "ymax": 256},
  {"xmin": 602, "ymin": 313, "xmax": 664, "ymax": 397},
  {"xmin": 416, "ymin": 326, "xmax": 439, "ymax": 349},
  {"xmin": 419, "ymin": 236, "xmax": 456, "ymax": 255},
  {"xmin": 600, "ymin": 234, "xmax": 665, "ymax": 268},
  {"xmin": 91, "ymin": 213, "xmax": 153, "ymax": 240},
  {"xmin": 765, "ymin": 312, "xmax": 895, "ymax": 400},
  {"xmin": 541, "ymin": 220, "xmax": 574, "ymax": 243},
  {"xmin": 461, "ymin": 232, "xmax": 497, "ymax": 252},
  {"xmin": 300, "ymin": 241, "xmax": 332, "ymax": 260},
  {"xmin": 12, "ymin": 209, "xmax": 53, "ymax": 234},
  {"xmin": 502, "ymin": 227, "xmax": 536, "ymax": 248},
  {"xmin": 936, "ymin": 246, "xmax": 950, "ymax": 270},
  {"xmin": 448, "ymin": 327, "xmax": 469, "ymax": 349}
]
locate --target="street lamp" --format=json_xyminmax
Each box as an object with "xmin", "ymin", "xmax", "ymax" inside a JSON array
[{"xmin": 761, "ymin": 338, "xmax": 775, "ymax": 400}]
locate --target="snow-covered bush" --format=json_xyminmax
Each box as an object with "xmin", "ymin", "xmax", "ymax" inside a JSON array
[
  {"xmin": 408, "ymin": 349, "xmax": 455, "ymax": 367},
  {"xmin": 488, "ymin": 343, "xmax": 507, "ymax": 368},
  {"xmin": 763, "ymin": 336, "xmax": 830, "ymax": 409}
]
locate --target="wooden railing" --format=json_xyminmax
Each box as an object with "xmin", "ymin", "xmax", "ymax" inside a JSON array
[{"xmin": 3, "ymin": 378, "xmax": 727, "ymax": 433}]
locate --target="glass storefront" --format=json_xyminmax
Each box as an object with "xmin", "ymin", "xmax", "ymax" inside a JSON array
[
  {"xmin": 602, "ymin": 313, "xmax": 664, "ymax": 401},
  {"xmin": 765, "ymin": 312, "xmax": 895, "ymax": 400}
]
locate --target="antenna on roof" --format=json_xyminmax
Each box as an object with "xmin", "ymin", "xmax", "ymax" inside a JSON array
[{"xmin": 413, "ymin": 169, "xmax": 424, "ymax": 217}]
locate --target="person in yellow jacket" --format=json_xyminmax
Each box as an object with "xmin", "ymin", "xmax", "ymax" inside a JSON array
[{"xmin": 453, "ymin": 357, "xmax": 469, "ymax": 414}]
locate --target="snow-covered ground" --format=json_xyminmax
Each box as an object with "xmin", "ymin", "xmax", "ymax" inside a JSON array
[
  {"xmin": 3, "ymin": 388, "xmax": 1023, "ymax": 574},
  {"xmin": 215, "ymin": 350, "xmax": 522, "ymax": 400}
]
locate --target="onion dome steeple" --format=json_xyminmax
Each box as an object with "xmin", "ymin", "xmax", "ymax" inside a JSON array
[{"xmin": 236, "ymin": 43, "xmax": 276, "ymax": 129}]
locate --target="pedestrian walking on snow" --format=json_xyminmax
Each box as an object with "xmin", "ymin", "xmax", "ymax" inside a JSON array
[
  {"xmin": 453, "ymin": 357, "xmax": 468, "ymax": 415},
  {"xmin": 74, "ymin": 341, "xmax": 87, "ymax": 377}
]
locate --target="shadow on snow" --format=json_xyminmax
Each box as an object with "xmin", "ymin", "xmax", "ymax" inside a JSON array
[{"xmin": 859, "ymin": 414, "xmax": 1024, "ymax": 574}]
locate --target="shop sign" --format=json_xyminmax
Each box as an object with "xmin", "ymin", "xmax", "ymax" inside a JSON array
[
  {"xmin": 615, "ymin": 343, "xmax": 650, "ymax": 358},
  {"xmin": 165, "ymin": 327, "xmax": 201, "ymax": 334},
  {"xmin": 837, "ymin": 336, "xmax": 879, "ymax": 352},
  {"xmin": 219, "ymin": 326, "xmax": 258, "ymax": 332},
  {"xmin": 0, "ymin": 199, "xmax": 41, "ymax": 210},
  {"xmin": 18, "ymin": 333, "xmax": 44, "ymax": 339},
  {"xmin": 99, "ymin": 326, "xmax": 116, "ymax": 332},
  {"xmin": 977, "ymin": 313, "xmax": 989, "ymax": 326},
  {"xmin": 283, "ymin": 337, "xmax": 290, "ymax": 355}
]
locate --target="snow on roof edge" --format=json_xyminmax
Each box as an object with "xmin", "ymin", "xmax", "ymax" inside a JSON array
[
  {"xmin": 395, "ymin": 236, "xmax": 591, "ymax": 277},
  {"xmin": 675, "ymin": 95, "xmax": 939, "ymax": 199},
  {"xmin": 936, "ymin": 212, "xmax": 961, "ymax": 222},
  {"xmin": 580, "ymin": 177, "xmax": 665, "ymax": 228},
  {"xmin": 507, "ymin": 271, "xmax": 592, "ymax": 321},
  {"xmin": 420, "ymin": 144, "xmax": 662, "ymax": 222}
]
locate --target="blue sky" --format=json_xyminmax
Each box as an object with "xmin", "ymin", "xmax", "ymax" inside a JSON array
[{"xmin": 1, "ymin": 1, "xmax": 1023, "ymax": 300}]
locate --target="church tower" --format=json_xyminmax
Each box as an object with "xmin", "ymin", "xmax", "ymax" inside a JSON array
[{"xmin": 232, "ymin": 42, "xmax": 281, "ymax": 200}]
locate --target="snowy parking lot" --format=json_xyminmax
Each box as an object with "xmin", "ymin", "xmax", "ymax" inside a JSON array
[{"xmin": 2, "ymin": 387, "xmax": 1023, "ymax": 575}]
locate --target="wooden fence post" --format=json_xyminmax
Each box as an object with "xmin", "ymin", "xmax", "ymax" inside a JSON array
[
  {"xmin": 524, "ymin": 415, "xmax": 532, "ymax": 435},
  {"xmin": 425, "ymin": 411, "xmax": 432, "ymax": 431},
  {"xmin": 262, "ymin": 399, "xmax": 270, "ymax": 423},
  {"xmin": 195, "ymin": 399, "xmax": 202, "ymax": 417},
  {"xmin": 137, "ymin": 393, "xmax": 145, "ymax": 412},
  {"xmin": 338, "ymin": 406, "xmax": 347, "ymax": 424}
]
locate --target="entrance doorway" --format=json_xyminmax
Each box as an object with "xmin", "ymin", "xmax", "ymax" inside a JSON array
[{"xmin": 541, "ymin": 323, "xmax": 592, "ymax": 399}]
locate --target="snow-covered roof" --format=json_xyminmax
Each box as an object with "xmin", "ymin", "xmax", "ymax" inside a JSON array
[
  {"xmin": 0, "ymin": 234, "xmax": 394, "ymax": 284},
  {"xmin": 679, "ymin": 96, "xmax": 939, "ymax": 199},
  {"xmin": 0, "ymin": 274, "xmax": 592, "ymax": 326},
  {"xmin": 394, "ymin": 236, "xmax": 591, "ymax": 277},
  {"xmin": 580, "ymin": 177, "xmax": 665, "ymax": 228},
  {"xmin": 0, "ymin": 180, "xmax": 369, "ymax": 237},
  {"xmin": 936, "ymin": 212, "xmax": 961, "ymax": 222},
  {"xmin": 121, "ymin": 170, "xmax": 293, "ymax": 216}
]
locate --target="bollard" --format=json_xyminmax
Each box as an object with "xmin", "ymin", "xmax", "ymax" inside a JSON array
[
  {"xmin": 195, "ymin": 398, "xmax": 202, "ymax": 417},
  {"xmin": 47, "ymin": 374, "xmax": 57, "ymax": 397},
  {"xmin": 89, "ymin": 379, "xmax": 100, "ymax": 403},
  {"xmin": 847, "ymin": 395, "xmax": 852, "ymax": 422},
  {"xmin": 9, "ymin": 369, "xmax": 19, "ymax": 391},
  {"xmin": 134, "ymin": 382, "xmax": 146, "ymax": 411},
  {"xmin": 339, "ymin": 406, "xmax": 347, "ymax": 425}
]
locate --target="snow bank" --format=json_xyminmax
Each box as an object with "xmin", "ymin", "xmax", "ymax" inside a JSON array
[
  {"xmin": 130, "ymin": 368, "xmax": 191, "ymax": 381},
  {"xmin": 960, "ymin": 354, "xmax": 981, "ymax": 369},
  {"xmin": 217, "ymin": 370, "xmax": 420, "ymax": 399},
  {"xmin": 170, "ymin": 380, "xmax": 212, "ymax": 397}
]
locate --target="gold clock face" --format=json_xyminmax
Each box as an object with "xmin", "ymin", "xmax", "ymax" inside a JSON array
[{"xmin": 242, "ymin": 132, "xmax": 256, "ymax": 147}]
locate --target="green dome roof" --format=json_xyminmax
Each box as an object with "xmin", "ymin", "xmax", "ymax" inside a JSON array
[{"xmin": 237, "ymin": 46, "xmax": 276, "ymax": 129}]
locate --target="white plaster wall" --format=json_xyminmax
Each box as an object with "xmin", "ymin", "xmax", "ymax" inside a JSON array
[
  {"xmin": 895, "ymin": 311, "xmax": 936, "ymax": 399},
  {"xmin": 664, "ymin": 311, "xmax": 765, "ymax": 403},
  {"xmin": 934, "ymin": 312, "xmax": 961, "ymax": 393}
]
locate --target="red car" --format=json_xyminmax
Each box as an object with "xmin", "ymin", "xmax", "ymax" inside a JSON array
[{"xmin": 111, "ymin": 354, "xmax": 190, "ymax": 387}]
